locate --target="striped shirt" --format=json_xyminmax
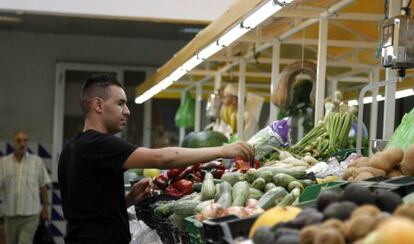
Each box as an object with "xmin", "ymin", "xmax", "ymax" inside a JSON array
[{"xmin": 0, "ymin": 152, "xmax": 51, "ymax": 216}]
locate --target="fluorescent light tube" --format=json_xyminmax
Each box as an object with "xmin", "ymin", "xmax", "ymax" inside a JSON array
[
  {"xmin": 242, "ymin": 0, "xmax": 283, "ymax": 29},
  {"xmin": 396, "ymin": 89, "xmax": 414, "ymax": 99},
  {"xmin": 197, "ymin": 42, "xmax": 222, "ymax": 60},
  {"xmin": 181, "ymin": 55, "xmax": 203, "ymax": 71},
  {"xmin": 218, "ymin": 25, "xmax": 249, "ymax": 47}
]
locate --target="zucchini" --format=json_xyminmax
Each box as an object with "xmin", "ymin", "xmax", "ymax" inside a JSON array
[
  {"xmin": 216, "ymin": 182, "xmax": 233, "ymax": 208},
  {"xmin": 256, "ymin": 167, "xmax": 307, "ymax": 179},
  {"xmin": 287, "ymin": 181, "xmax": 304, "ymax": 193},
  {"xmin": 249, "ymin": 188, "xmax": 264, "ymax": 200},
  {"xmin": 273, "ymin": 173, "xmax": 297, "ymax": 188},
  {"xmin": 257, "ymin": 187, "xmax": 288, "ymax": 210},
  {"xmin": 231, "ymin": 181, "xmax": 250, "ymax": 206},
  {"xmin": 277, "ymin": 187, "xmax": 301, "ymax": 207},
  {"xmin": 195, "ymin": 200, "xmax": 213, "ymax": 213},
  {"xmin": 297, "ymin": 179, "xmax": 315, "ymax": 188},
  {"xmin": 172, "ymin": 199, "xmax": 201, "ymax": 216},
  {"xmin": 251, "ymin": 178, "xmax": 266, "ymax": 191},
  {"xmin": 264, "ymin": 182, "xmax": 277, "ymax": 192},
  {"xmin": 154, "ymin": 201, "xmax": 175, "ymax": 217},
  {"xmin": 257, "ymin": 170, "xmax": 273, "ymax": 183},
  {"xmin": 246, "ymin": 168, "xmax": 257, "ymax": 183},
  {"xmin": 221, "ymin": 172, "xmax": 245, "ymax": 186},
  {"xmin": 201, "ymin": 172, "xmax": 216, "ymax": 200}
]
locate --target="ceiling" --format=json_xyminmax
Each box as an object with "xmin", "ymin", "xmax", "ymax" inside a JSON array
[
  {"xmin": 136, "ymin": 0, "xmax": 414, "ymax": 101},
  {"xmin": 0, "ymin": 12, "xmax": 207, "ymax": 40}
]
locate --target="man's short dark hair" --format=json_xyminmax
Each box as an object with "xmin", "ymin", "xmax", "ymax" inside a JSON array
[{"xmin": 79, "ymin": 74, "xmax": 123, "ymax": 114}]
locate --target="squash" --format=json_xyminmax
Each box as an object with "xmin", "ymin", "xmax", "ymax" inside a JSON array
[
  {"xmin": 248, "ymin": 188, "xmax": 264, "ymax": 200},
  {"xmin": 251, "ymin": 178, "xmax": 266, "ymax": 191},
  {"xmin": 257, "ymin": 187, "xmax": 288, "ymax": 210},
  {"xmin": 221, "ymin": 172, "xmax": 244, "ymax": 186},
  {"xmin": 215, "ymin": 182, "xmax": 232, "ymax": 208},
  {"xmin": 231, "ymin": 181, "xmax": 250, "ymax": 207},
  {"xmin": 201, "ymin": 172, "xmax": 216, "ymax": 200},
  {"xmin": 249, "ymin": 206, "xmax": 302, "ymax": 238}
]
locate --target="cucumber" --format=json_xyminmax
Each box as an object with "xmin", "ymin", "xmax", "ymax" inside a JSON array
[
  {"xmin": 216, "ymin": 182, "xmax": 233, "ymax": 208},
  {"xmin": 257, "ymin": 170, "xmax": 273, "ymax": 183},
  {"xmin": 195, "ymin": 200, "xmax": 213, "ymax": 213},
  {"xmin": 231, "ymin": 181, "xmax": 250, "ymax": 207},
  {"xmin": 277, "ymin": 187, "xmax": 300, "ymax": 207},
  {"xmin": 257, "ymin": 187, "xmax": 288, "ymax": 210},
  {"xmin": 297, "ymin": 179, "xmax": 315, "ymax": 188},
  {"xmin": 287, "ymin": 181, "xmax": 304, "ymax": 193},
  {"xmin": 251, "ymin": 178, "xmax": 266, "ymax": 191},
  {"xmin": 172, "ymin": 199, "xmax": 201, "ymax": 216},
  {"xmin": 246, "ymin": 168, "xmax": 257, "ymax": 183},
  {"xmin": 264, "ymin": 182, "xmax": 277, "ymax": 192},
  {"xmin": 154, "ymin": 201, "xmax": 175, "ymax": 217},
  {"xmin": 248, "ymin": 188, "xmax": 264, "ymax": 200},
  {"xmin": 273, "ymin": 173, "xmax": 297, "ymax": 188},
  {"xmin": 201, "ymin": 172, "xmax": 216, "ymax": 200},
  {"xmin": 256, "ymin": 167, "xmax": 307, "ymax": 179},
  {"xmin": 221, "ymin": 172, "xmax": 245, "ymax": 186}
]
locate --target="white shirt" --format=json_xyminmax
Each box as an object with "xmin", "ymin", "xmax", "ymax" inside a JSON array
[{"xmin": 0, "ymin": 152, "xmax": 51, "ymax": 216}]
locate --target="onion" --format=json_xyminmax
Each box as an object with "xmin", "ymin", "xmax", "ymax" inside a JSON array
[
  {"xmin": 200, "ymin": 203, "xmax": 223, "ymax": 220},
  {"xmin": 221, "ymin": 206, "xmax": 248, "ymax": 218},
  {"xmin": 246, "ymin": 199, "xmax": 258, "ymax": 208}
]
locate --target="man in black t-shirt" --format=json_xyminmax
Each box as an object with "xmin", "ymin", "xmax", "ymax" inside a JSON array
[{"xmin": 58, "ymin": 74, "xmax": 254, "ymax": 244}]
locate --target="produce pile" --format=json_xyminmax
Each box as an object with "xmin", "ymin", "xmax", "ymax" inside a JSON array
[
  {"xmin": 290, "ymin": 112, "xmax": 354, "ymax": 159},
  {"xmin": 251, "ymin": 183, "xmax": 414, "ymax": 244},
  {"xmin": 343, "ymin": 145, "xmax": 414, "ymax": 181}
]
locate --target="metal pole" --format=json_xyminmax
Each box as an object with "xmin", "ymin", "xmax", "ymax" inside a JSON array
[
  {"xmin": 238, "ymin": 60, "xmax": 246, "ymax": 140},
  {"xmin": 195, "ymin": 83, "xmax": 202, "ymax": 132},
  {"xmin": 143, "ymin": 98, "xmax": 152, "ymax": 147},
  {"xmin": 383, "ymin": 0, "xmax": 401, "ymax": 139},
  {"xmin": 315, "ymin": 17, "xmax": 328, "ymax": 125},
  {"xmin": 369, "ymin": 68, "xmax": 380, "ymax": 155},
  {"xmin": 269, "ymin": 39, "xmax": 281, "ymax": 123},
  {"xmin": 179, "ymin": 92, "xmax": 186, "ymax": 145},
  {"xmin": 214, "ymin": 73, "xmax": 222, "ymax": 91}
]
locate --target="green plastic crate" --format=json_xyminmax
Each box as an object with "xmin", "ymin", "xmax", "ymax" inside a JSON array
[
  {"xmin": 185, "ymin": 216, "xmax": 205, "ymax": 244},
  {"xmin": 298, "ymin": 181, "xmax": 348, "ymax": 204}
]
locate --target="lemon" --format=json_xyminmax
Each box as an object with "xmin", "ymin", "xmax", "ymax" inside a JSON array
[{"xmin": 143, "ymin": 168, "xmax": 161, "ymax": 178}]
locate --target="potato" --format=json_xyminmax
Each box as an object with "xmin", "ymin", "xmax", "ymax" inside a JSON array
[
  {"xmin": 343, "ymin": 167, "xmax": 356, "ymax": 180},
  {"xmin": 369, "ymin": 148, "xmax": 404, "ymax": 172},
  {"xmin": 314, "ymin": 227, "xmax": 345, "ymax": 244},
  {"xmin": 394, "ymin": 203, "xmax": 414, "ymax": 221},
  {"xmin": 355, "ymin": 157, "xmax": 370, "ymax": 168},
  {"xmin": 347, "ymin": 214, "xmax": 376, "ymax": 241},
  {"xmin": 354, "ymin": 172, "xmax": 374, "ymax": 181},
  {"xmin": 387, "ymin": 169, "xmax": 403, "ymax": 178},
  {"xmin": 322, "ymin": 219, "xmax": 347, "ymax": 236},
  {"xmin": 300, "ymin": 225, "xmax": 321, "ymax": 244},
  {"xmin": 351, "ymin": 205, "xmax": 381, "ymax": 218},
  {"xmin": 354, "ymin": 167, "xmax": 386, "ymax": 177},
  {"xmin": 401, "ymin": 144, "xmax": 414, "ymax": 176}
]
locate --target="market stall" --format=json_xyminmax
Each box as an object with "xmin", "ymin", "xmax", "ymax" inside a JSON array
[{"xmin": 130, "ymin": 0, "xmax": 414, "ymax": 243}]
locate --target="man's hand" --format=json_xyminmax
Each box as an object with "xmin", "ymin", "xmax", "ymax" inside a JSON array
[
  {"xmin": 126, "ymin": 178, "xmax": 153, "ymax": 207},
  {"xmin": 41, "ymin": 206, "xmax": 49, "ymax": 221},
  {"xmin": 221, "ymin": 141, "xmax": 254, "ymax": 162}
]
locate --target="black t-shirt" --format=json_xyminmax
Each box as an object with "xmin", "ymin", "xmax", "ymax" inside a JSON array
[{"xmin": 58, "ymin": 130, "xmax": 137, "ymax": 244}]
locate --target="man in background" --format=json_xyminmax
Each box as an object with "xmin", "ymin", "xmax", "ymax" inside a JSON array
[{"xmin": 0, "ymin": 131, "xmax": 51, "ymax": 244}]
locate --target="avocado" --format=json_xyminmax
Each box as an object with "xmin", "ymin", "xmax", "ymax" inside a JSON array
[
  {"xmin": 341, "ymin": 183, "xmax": 375, "ymax": 205},
  {"xmin": 373, "ymin": 189, "xmax": 402, "ymax": 212},
  {"xmin": 323, "ymin": 201, "xmax": 357, "ymax": 220},
  {"xmin": 287, "ymin": 208, "xmax": 323, "ymax": 228},
  {"xmin": 274, "ymin": 228, "xmax": 300, "ymax": 244},
  {"xmin": 316, "ymin": 190, "xmax": 341, "ymax": 211},
  {"xmin": 252, "ymin": 226, "xmax": 275, "ymax": 244}
]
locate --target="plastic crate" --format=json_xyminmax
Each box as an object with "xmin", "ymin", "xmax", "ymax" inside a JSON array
[
  {"xmin": 203, "ymin": 215, "xmax": 258, "ymax": 244},
  {"xmin": 156, "ymin": 217, "xmax": 190, "ymax": 244},
  {"xmin": 298, "ymin": 181, "xmax": 348, "ymax": 203},
  {"xmin": 185, "ymin": 216, "xmax": 205, "ymax": 244},
  {"xmin": 378, "ymin": 176, "xmax": 414, "ymax": 197},
  {"xmin": 134, "ymin": 194, "xmax": 176, "ymax": 229}
]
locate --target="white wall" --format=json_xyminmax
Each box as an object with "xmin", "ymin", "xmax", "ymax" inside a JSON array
[{"xmin": 0, "ymin": 30, "xmax": 186, "ymax": 144}]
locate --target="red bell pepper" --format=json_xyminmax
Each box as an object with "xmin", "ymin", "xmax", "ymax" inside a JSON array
[
  {"xmin": 201, "ymin": 161, "xmax": 225, "ymax": 170},
  {"xmin": 166, "ymin": 168, "xmax": 182, "ymax": 179},
  {"xmin": 176, "ymin": 165, "xmax": 195, "ymax": 180},
  {"xmin": 211, "ymin": 168, "xmax": 225, "ymax": 179},
  {"xmin": 165, "ymin": 179, "xmax": 193, "ymax": 198},
  {"xmin": 153, "ymin": 174, "xmax": 169, "ymax": 190}
]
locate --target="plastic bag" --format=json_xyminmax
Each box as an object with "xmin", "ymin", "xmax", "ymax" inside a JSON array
[
  {"xmin": 128, "ymin": 206, "xmax": 162, "ymax": 244},
  {"xmin": 247, "ymin": 118, "xmax": 290, "ymax": 159},
  {"xmin": 33, "ymin": 220, "xmax": 55, "ymax": 244},
  {"xmin": 174, "ymin": 91, "xmax": 195, "ymax": 128}
]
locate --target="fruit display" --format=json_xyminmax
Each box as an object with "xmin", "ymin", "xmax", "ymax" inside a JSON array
[{"xmin": 250, "ymin": 183, "xmax": 414, "ymax": 244}]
